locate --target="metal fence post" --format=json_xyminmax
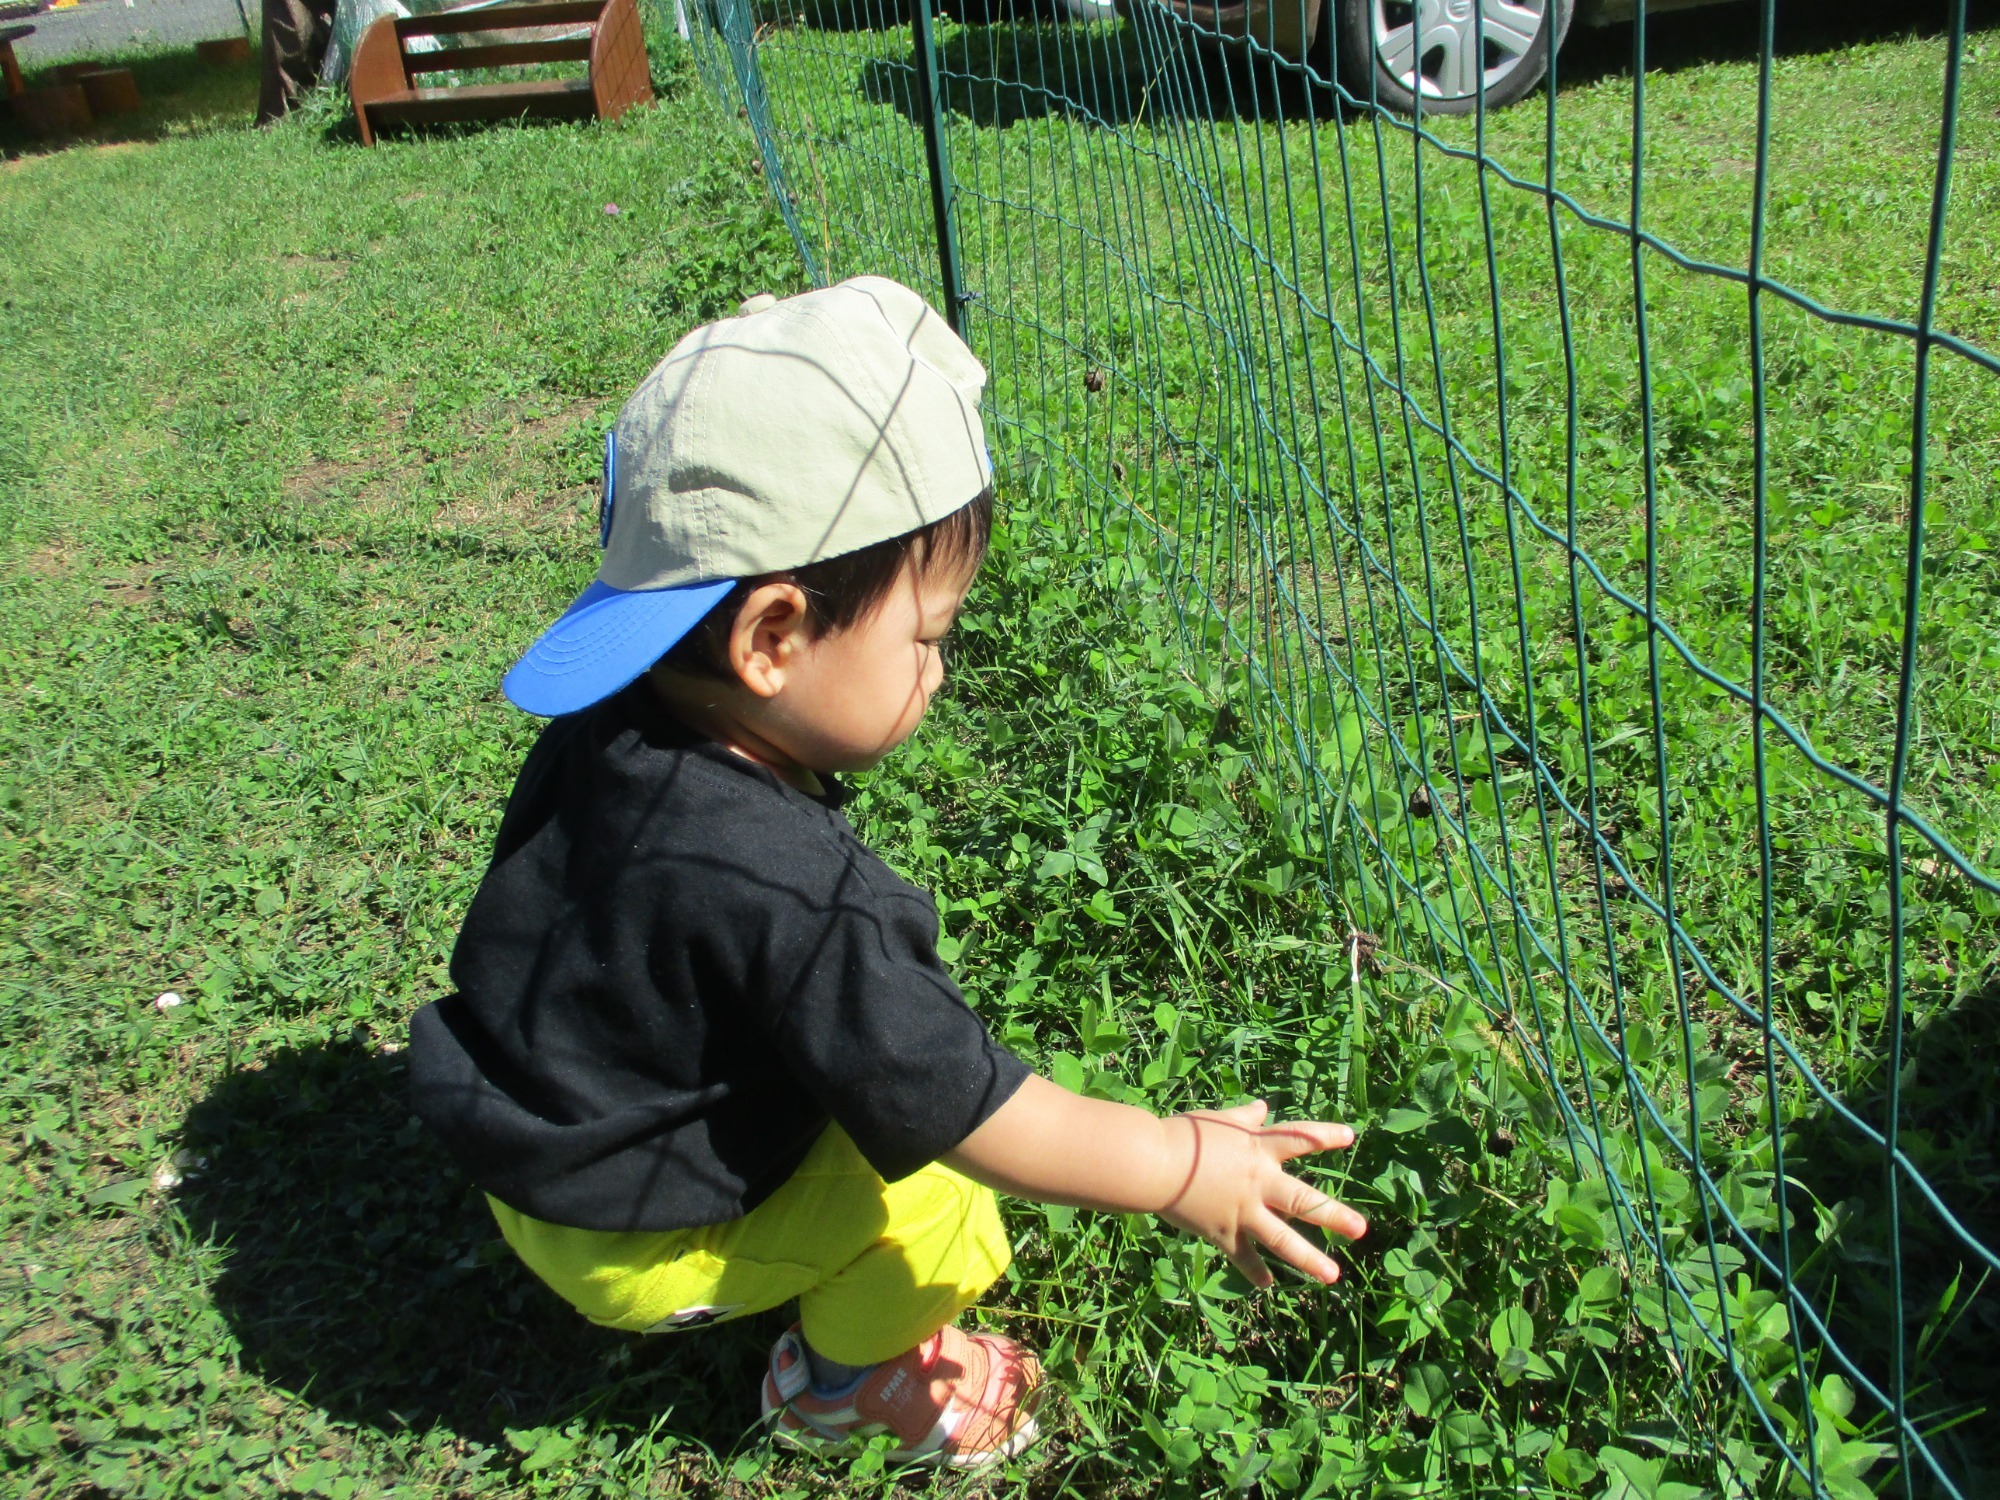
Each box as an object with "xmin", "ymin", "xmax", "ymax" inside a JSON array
[{"xmin": 907, "ymin": 0, "xmax": 968, "ymax": 334}]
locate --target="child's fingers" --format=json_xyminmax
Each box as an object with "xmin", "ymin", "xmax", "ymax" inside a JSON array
[
  {"xmin": 1272, "ymin": 1174, "xmax": 1369, "ymax": 1243},
  {"xmin": 1189, "ymin": 1099, "xmax": 1271, "ymax": 1131},
  {"xmin": 1249, "ymin": 1208, "xmax": 1343, "ymax": 1285},
  {"xmin": 1258, "ymin": 1119, "xmax": 1357, "ymax": 1161},
  {"xmin": 1222, "ymin": 1231, "xmax": 1276, "ymax": 1290}
]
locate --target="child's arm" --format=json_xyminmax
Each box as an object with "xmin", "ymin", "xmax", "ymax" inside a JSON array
[{"xmin": 944, "ymin": 1074, "xmax": 1367, "ymax": 1288}]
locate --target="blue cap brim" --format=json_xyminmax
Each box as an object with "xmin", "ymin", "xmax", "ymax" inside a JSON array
[{"xmin": 503, "ymin": 577, "xmax": 736, "ymax": 717}]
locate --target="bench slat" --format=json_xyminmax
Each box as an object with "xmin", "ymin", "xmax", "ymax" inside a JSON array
[
  {"xmin": 364, "ymin": 76, "xmax": 598, "ymax": 124},
  {"xmin": 404, "ymin": 36, "xmax": 593, "ymax": 72},
  {"xmin": 396, "ymin": 1, "xmax": 606, "ymax": 38}
]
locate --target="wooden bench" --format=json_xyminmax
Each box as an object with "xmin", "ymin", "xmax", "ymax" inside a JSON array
[
  {"xmin": 1, "ymin": 22, "xmax": 35, "ymax": 101},
  {"xmin": 348, "ymin": 0, "xmax": 652, "ymax": 147}
]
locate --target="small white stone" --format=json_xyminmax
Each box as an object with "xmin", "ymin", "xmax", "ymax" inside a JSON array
[
  {"xmin": 151, "ymin": 1162, "xmax": 183, "ymax": 1192},
  {"xmin": 154, "ymin": 992, "xmax": 183, "ymax": 1011}
]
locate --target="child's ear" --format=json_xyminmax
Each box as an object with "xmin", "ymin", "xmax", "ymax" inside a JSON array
[{"xmin": 728, "ymin": 581, "xmax": 811, "ymax": 699}]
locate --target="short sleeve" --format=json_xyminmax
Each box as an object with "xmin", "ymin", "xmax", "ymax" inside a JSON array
[{"xmin": 759, "ymin": 861, "xmax": 1028, "ymax": 1182}]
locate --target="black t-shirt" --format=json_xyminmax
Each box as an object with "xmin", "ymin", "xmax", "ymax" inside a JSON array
[{"xmin": 407, "ymin": 683, "xmax": 1029, "ymax": 1233}]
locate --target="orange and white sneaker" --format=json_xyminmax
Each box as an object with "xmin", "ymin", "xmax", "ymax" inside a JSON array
[{"xmin": 758, "ymin": 1322, "xmax": 1045, "ymax": 1469}]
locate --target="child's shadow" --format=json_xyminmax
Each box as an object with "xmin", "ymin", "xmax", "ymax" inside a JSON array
[{"xmin": 174, "ymin": 1038, "xmax": 772, "ymax": 1455}]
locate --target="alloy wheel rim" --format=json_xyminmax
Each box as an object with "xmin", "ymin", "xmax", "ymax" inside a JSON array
[{"xmin": 1371, "ymin": 0, "xmax": 1547, "ymax": 101}]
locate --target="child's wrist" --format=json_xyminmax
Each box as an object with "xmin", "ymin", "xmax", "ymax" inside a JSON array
[{"xmin": 1147, "ymin": 1111, "xmax": 1202, "ymax": 1217}]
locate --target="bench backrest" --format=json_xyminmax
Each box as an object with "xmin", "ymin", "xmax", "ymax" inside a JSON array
[{"xmin": 396, "ymin": 0, "xmax": 606, "ymax": 74}]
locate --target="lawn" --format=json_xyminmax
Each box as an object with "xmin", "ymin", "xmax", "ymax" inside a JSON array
[
  {"xmin": 1, "ymin": 7, "xmax": 1996, "ymax": 1500},
  {"xmin": 725, "ymin": 1, "xmax": 1999, "ymax": 1493}
]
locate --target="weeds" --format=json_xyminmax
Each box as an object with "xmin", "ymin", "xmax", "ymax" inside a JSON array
[{"xmin": 0, "ymin": 9, "xmax": 1995, "ymax": 1500}]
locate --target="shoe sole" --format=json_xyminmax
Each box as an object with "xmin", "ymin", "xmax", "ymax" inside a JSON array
[{"xmin": 761, "ymin": 1398, "xmax": 1043, "ymax": 1470}]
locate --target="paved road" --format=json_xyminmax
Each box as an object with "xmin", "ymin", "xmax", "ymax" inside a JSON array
[{"xmin": 13, "ymin": 0, "xmax": 251, "ymax": 64}]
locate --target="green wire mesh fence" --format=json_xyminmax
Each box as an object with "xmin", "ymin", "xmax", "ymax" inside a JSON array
[{"xmin": 675, "ymin": 0, "xmax": 1997, "ymax": 1493}]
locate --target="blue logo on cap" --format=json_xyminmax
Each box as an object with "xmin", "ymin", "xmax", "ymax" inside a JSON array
[{"xmin": 599, "ymin": 431, "xmax": 617, "ymax": 550}]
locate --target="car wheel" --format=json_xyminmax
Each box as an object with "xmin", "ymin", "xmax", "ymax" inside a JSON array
[{"xmin": 1335, "ymin": 0, "xmax": 1572, "ymax": 115}]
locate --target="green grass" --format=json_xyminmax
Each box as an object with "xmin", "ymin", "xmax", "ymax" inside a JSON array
[
  {"xmin": 722, "ymin": 5, "xmax": 2000, "ymax": 1492},
  {"xmin": 1, "ymin": 10, "xmax": 1996, "ymax": 1500}
]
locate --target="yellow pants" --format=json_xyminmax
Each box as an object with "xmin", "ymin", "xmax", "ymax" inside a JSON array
[{"xmin": 486, "ymin": 1124, "xmax": 1011, "ymax": 1366}]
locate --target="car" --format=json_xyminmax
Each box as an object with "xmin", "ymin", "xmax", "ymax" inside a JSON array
[
  {"xmin": 942, "ymin": 0, "xmax": 1120, "ymax": 23},
  {"xmin": 1114, "ymin": 0, "xmax": 1731, "ymax": 116}
]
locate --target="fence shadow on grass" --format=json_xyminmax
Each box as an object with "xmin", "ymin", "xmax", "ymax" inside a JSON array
[
  {"xmin": 1554, "ymin": 0, "xmax": 2000, "ymax": 95},
  {"xmin": 858, "ymin": 20, "xmax": 1333, "ymax": 132},
  {"xmin": 1781, "ymin": 968, "xmax": 2000, "ymax": 1497},
  {"xmin": 172, "ymin": 1038, "xmax": 774, "ymax": 1458}
]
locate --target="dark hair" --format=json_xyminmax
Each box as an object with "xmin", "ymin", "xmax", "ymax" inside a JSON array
[{"xmin": 656, "ymin": 486, "xmax": 993, "ymax": 683}]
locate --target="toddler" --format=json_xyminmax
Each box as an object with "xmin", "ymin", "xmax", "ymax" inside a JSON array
[{"xmin": 409, "ymin": 277, "xmax": 1367, "ymax": 1469}]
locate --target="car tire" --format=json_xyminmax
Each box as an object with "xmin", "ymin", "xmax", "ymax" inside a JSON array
[{"xmin": 1334, "ymin": 0, "xmax": 1572, "ymax": 115}]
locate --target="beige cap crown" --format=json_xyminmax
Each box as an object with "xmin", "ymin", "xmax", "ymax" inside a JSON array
[{"xmin": 599, "ymin": 276, "xmax": 991, "ymax": 592}]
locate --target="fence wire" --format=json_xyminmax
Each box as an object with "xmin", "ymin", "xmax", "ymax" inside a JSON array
[{"xmin": 679, "ymin": 1, "xmax": 1997, "ymax": 1493}]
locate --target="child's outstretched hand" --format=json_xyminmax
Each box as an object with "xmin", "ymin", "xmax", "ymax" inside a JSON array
[
  {"xmin": 946, "ymin": 1074, "xmax": 1365, "ymax": 1288},
  {"xmin": 1160, "ymin": 1100, "xmax": 1367, "ymax": 1287}
]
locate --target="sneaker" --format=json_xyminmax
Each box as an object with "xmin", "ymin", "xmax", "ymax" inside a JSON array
[{"xmin": 759, "ymin": 1322, "xmax": 1045, "ymax": 1469}]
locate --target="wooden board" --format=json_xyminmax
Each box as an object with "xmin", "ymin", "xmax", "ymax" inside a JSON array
[
  {"xmin": 395, "ymin": 1, "xmax": 605, "ymax": 38},
  {"xmin": 363, "ymin": 76, "xmax": 595, "ymax": 127},
  {"xmin": 402, "ymin": 37, "xmax": 592, "ymax": 73}
]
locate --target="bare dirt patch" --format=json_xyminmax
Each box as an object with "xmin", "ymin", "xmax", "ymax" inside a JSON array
[
  {"xmin": 495, "ymin": 396, "xmax": 602, "ymax": 451},
  {"xmin": 285, "ymin": 457, "xmax": 373, "ymax": 507},
  {"xmin": 351, "ymin": 618, "xmax": 449, "ymax": 685},
  {"xmin": 431, "ymin": 478, "xmax": 595, "ymax": 533},
  {"xmin": 426, "ymin": 396, "xmax": 604, "ymax": 532},
  {"xmin": 276, "ymin": 253, "xmax": 350, "ymax": 281},
  {"xmin": 89, "ymin": 569, "xmax": 162, "ymax": 610},
  {"xmin": 20, "ymin": 541, "xmax": 76, "ymax": 581}
]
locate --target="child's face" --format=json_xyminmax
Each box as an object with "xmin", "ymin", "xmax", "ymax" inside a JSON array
[{"xmin": 768, "ymin": 550, "xmax": 976, "ymax": 775}]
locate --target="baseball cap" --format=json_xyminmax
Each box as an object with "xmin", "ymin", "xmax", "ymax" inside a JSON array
[{"xmin": 502, "ymin": 277, "xmax": 992, "ymax": 717}]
